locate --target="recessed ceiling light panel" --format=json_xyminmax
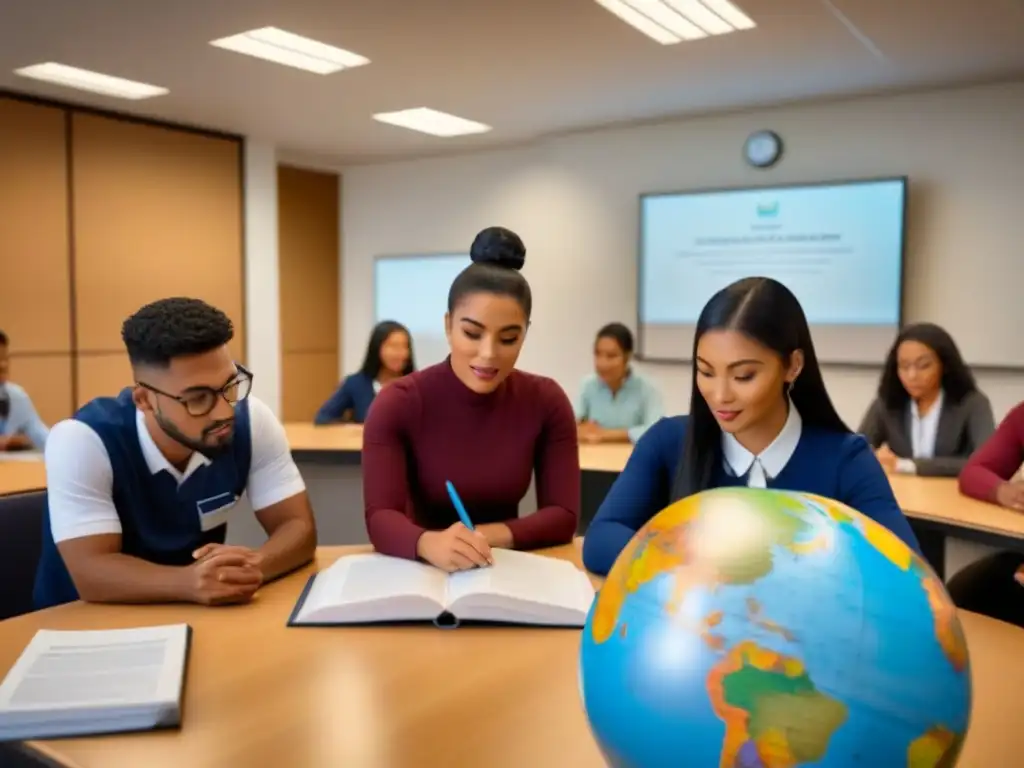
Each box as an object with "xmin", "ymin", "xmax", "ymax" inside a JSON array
[
  {"xmin": 13, "ymin": 63, "xmax": 169, "ymax": 100},
  {"xmin": 596, "ymin": 0, "xmax": 756, "ymax": 44},
  {"xmin": 210, "ymin": 27, "xmax": 369, "ymax": 74},
  {"xmin": 372, "ymin": 108, "xmax": 492, "ymax": 137}
]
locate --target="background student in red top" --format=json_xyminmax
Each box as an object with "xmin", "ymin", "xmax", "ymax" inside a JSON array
[
  {"xmin": 361, "ymin": 227, "xmax": 580, "ymax": 572},
  {"xmin": 948, "ymin": 399, "xmax": 1024, "ymax": 627}
]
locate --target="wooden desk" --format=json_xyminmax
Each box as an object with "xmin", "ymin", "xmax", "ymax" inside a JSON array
[
  {"xmin": 1, "ymin": 544, "xmax": 1019, "ymax": 768},
  {"xmin": 0, "ymin": 460, "xmax": 45, "ymax": 496}
]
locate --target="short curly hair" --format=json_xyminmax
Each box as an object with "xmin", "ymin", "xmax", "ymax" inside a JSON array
[{"xmin": 122, "ymin": 297, "xmax": 234, "ymax": 368}]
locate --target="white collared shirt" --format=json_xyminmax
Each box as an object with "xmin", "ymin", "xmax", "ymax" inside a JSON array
[
  {"xmin": 910, "ymin": 390, "xmax": 943, "ymax": 460},
  {"xmin": 44, "ymin": 395, "xmax": 306, "ymax": 544},
  {"xmin": 721, "ymin": 403, "xmax": 803, "ymax": 487}
]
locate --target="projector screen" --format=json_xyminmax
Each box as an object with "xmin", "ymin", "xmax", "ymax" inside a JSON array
[
  {"xmin": 374, "ymin": 253, "xmax": 469, "ymax": 368},
  {"xmin": 638, "ymin": 177, "xmax": 907, "ymax": 365}
]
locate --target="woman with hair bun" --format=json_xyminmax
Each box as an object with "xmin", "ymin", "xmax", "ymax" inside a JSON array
[{"xmin": 362, "ymin": 227, "xmax": 580, "ymax": 572}]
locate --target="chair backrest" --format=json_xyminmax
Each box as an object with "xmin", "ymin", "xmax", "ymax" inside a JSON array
[{"xmin": 0, "ymin": 490, "xmax": 46, "ymax": 621}]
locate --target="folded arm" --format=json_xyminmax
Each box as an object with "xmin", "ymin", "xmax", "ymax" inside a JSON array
[
  {"xmin": 314, "ymin": 378, "xmax": 355, "ymax": 425},
  {"xmin": 362, "ymin": 384, "xmax": 426, "ymax": 560},
  {"xmin": 958, "ymin": 401, "xmax": 1024, "ymax": 502},
  {"xmin": 504, "ymin": 386, "xmax": 580, "ymax": 550},
  {"xmin": 46, "ymin": 421, "xmax": 196, "ymax": 603},
  {"xmin": 246, "ymin": 397, "xmax": 317, "ymax": 580},
  {"xmin": 582, "ymin": 418, "xmax": 676, "ymax": 576}
]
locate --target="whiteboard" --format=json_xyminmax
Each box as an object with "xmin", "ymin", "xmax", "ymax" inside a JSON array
[{"xmin": 373, "ymin": 253, "xmax": 469, "ymax": 368}]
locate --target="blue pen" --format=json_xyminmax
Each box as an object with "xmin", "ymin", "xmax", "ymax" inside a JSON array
[{"xmin": 445, "ymin": 480, "xmax": 475, "ymax": 531}]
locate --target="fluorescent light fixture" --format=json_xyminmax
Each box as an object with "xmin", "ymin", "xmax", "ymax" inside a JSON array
[
  {"xmin": 209, "ymin": 27, "xmax": 369, "ymax": 74},
  {"xmin": 13, "ymin": 63, "xmax": 168, "ymax": 100},
  {"xmin": 372, "ymin": 108, "xmax": 491, "ymax": 137},
  {"xmin": 595, "ymin": 0, "xmax": 755, "ymax": 44}
]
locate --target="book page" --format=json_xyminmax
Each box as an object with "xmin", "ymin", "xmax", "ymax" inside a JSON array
[
  {"xmin": 295, "ymin": 553, "xmax": 448, "ymax": 624},
  {"xmin": 446, "ymin": 550, "xmax": 595, "ymax": 620},
  {"xmin": 0, "ymin": 624, "xmax": 189, "ymax": 713}
]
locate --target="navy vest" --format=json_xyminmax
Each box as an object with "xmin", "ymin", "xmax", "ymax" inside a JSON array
[{"xmin": 32, "ymin": 389, "xmax": 252, "ymax": 609}]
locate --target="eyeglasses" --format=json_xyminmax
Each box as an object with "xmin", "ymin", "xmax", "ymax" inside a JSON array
[{"xmin": 138, "ymin": 365, "xmax": 254, "ymax": 417}]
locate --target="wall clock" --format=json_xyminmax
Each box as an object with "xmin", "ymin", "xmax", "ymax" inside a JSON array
[{"xmin": 744, "ymin": 130, "xmax": 783, "ymax": 169}]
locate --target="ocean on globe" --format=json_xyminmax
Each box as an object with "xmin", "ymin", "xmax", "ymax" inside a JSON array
[{"xmin": 579, "ymin": 487, "xmax": 971, "ymax": 768}]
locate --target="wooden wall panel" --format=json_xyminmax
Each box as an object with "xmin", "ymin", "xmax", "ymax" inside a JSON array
[
  {"xmin": 282, "ymin": 351, "xmax": 343, "ymax": 422},
  {"xmin": 71, "ymin": 113, "xmax": 245, "ymax": 360},
  {"xmin": 7, "ymin": 355, "xmax": 73, "ymax": 426},
  {"xmin": 75, "ymin": 353, "xmax": 133, "ymax": 408},
  {"xmin": 278, "ymin": 166, "xmax": 340, "ymax": 422},
  {"xmin": 0, "ymin": 98, "xmax": 71, "ymax": 355}
]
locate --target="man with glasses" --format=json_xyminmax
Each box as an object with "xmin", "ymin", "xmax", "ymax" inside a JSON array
[{"xmin": 33, "ymin": 297, "xmax": 317, "ymax": 609}]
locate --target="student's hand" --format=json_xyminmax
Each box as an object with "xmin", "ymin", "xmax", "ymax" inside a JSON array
[
  {"xmin": 995, "ymin": 481, "xmax": 1024, "ymax": 512},
  {"xmin": 1015, "ymin": 565, "xmax": 1024, "ymax": 587},
  {"xmin": 874, "ymin": 444, "xmax": 898, "ymax": 473},
  {"xmin": 0, "ymin": 434, "xmax": 31, "ymax": 452},
  {"xmin": 578, "ymin": 422, "xmax": 604, "ymax": 444},
  {"xmin": 187, "ymin": 547, "xmax": 263, "ymax": 605},
  {"xmin": 477, "ymin": 522, "xmax": 514, "ymax": 549},
  {"xmin": 417, "ymin": 523, "xmax": 493, "ymax": 572},
  {"xmin": 192, "ymin": 542, "xmax": 264, "ymax": 569}
]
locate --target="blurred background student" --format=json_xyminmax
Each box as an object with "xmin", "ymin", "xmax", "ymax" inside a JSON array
[
  {"xmin": 314, "ymin": 320, "xmax": 414, "ymax": 425},
  {"xmin": 858, "ymin": 323, "xmax": 994, "ymax": 477},
  {"xmin": 947, "ymin": 399, "xmax": 1024, "ymax": 628},
  {"xmin": 0, "ymin": 329, "xmax": 50, "ymax": 451},
  {"xmin": 576, "ymin": 322, "xmax": 663, "ymax": 445}
]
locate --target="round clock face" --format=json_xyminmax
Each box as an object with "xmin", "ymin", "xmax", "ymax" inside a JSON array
[{"xmin": 745, "ymin": 131, "xmax": 782, "ymax": 168}]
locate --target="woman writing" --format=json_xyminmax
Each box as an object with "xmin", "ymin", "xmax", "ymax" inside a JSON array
[
  {"xmin": 858, "ymin": 323, "xmax": 994, "ymax": 477},
  {"xmin": 576, "ymin": 323, "xmax": 663, "ymax": 444},
  {"xmin": 582, "ymin": 277, "xmax": 921, "ymax": 576},
  {"xmin": 362, "ymin": 227, "xmax": 579, "ymax": 571},
  {"xmin": 314, "ymin": 320, "xmax": 415, "ymax": 424}
]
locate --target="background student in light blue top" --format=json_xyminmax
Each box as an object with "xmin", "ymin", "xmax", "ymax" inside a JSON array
[
  {"xmin": 0, "ymin": 329, "xmax": 50, "ymax": 451},
  {"xmin": 582, "ymin": 277, "xmax": 921, "ymax": 577},
  {"xmin": 576, "ymin": 323, "xmax": 663, "ymax": 445},
  {"xmin": 314, "ymin": 320, "xmax": 415, "ymax": 425}
]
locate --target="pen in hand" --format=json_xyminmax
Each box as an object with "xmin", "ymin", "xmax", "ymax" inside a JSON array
[{"xmin": 446, "ymin": 480, "xmax": 494, "ymax": 566}]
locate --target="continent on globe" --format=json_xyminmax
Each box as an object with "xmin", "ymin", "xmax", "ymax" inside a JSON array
[
  {"xmin": 708, "ymin": 640, "xmax": 847, "ymax": 768},
  {"xmin": 907, "ymin": 725, "xmax": 965, "ymax": 768},
  {"xmin": 803, "ymin": 493, "xmax": 969, "ymax": 672},
  {"xmin": 591, "ymin": 490, "xmax": 821, "ymax": 645}
]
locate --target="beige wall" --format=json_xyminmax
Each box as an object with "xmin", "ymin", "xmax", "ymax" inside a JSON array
[{"xmin": 340, "ymin": 80, "xmax": 1024, "ymax": 428}]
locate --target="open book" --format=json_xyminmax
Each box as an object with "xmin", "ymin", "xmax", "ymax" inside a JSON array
[
  {"xmin": 0, "ymin": 624, "xmax": 191, "ymax": 741},
  {"xmin": 288, "ymin": 549, "xmax": 596, "ymax": 628}
]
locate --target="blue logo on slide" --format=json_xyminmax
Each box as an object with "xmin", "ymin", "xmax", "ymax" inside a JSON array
[{"xmin": 756, "ymin": 201, "xmax": 779, "ymax": 217}]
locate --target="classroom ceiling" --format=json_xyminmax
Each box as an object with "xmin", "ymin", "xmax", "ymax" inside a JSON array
[{"xmin": 0, "ymin": 0, "xmax": 1023, "ymax": 165}]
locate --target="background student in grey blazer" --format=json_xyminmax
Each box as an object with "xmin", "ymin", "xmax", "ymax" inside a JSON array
[{"xmin": 858, "ymin": 323, "xmax": 994, "ymax": 477}]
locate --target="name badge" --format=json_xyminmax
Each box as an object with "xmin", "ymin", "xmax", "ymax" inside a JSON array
[{"xmin": 195, "ymin": 492, "xmax": 239, "ymax": 532}]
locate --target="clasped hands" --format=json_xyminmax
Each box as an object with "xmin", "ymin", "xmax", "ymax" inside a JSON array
[
  {"xmin": 578, "ymin": 421, "xmax": 609, "ymax": 445},
  {"xmin": 874, "ymin": 443, "xmax": 899, "ymax": 473},
  {"xmin": 187, "ymin": 543, "xmax": 264, "ymax": 606}
]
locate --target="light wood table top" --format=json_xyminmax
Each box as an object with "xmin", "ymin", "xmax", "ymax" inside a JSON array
[
  {"xmin": 0, "ymin": 459, "xmax": 45, "ymax": 496},
  {"xmin": 1, "ymin": 544, "xmax": 1019, "ymax": 768},
  {"xmin": 284, "ymin": 424, "xmax": 1024, "ymax": 542}
]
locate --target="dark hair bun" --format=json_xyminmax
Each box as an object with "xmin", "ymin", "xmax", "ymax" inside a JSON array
[{"xmin": 469, "ymin": 226, "xmax": 526, "ymax": 271}]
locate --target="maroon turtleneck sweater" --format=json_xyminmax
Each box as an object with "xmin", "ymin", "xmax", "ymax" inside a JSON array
[
  {"xmin": 959, "ymin": 400, "xmax": 1024, "ymax": 502},
  {"xmin": 362, "ymin": 360, "xmax": 580, "ymax": 559}
]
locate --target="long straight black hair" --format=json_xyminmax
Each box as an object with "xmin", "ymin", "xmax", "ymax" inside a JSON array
[
  {"xmin": 670, "ymin": 277, "xmax": 849, "ymax": 502},
  {"xmin": 877, "ymin": 322, "xmax": 977, "ymax": 410},
  {"xmin": 358, "ymin": 320, "xmax": 415, "ymax": 380}
]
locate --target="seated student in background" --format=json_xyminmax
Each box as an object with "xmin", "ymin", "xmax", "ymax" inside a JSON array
[
  {"xmin": 946, "ymin": 400, "xmax": 1024, "ymax": 628},
  {"xmin": 362, "ymin": 226, "xmax": 579, "ymax": 572},
  {"xmin": 314, "ymin": 320, "xmax": 414, "ymax": 425},
  {"xmin": 33, "ymin": 298, "xmax": 317, "ymax": 610},
  {"xmin": 582, "ymin": 277, "xmax": 921, "ymax": 576},
  {"xmin": 576, "ymin": 322, "xmax": 663, "ymax": 444},
  {"xmin": 0, "ymin": 329, "xmax": 50, "ymax": 451},
  {"xmin": 858, "ymin": 322, "xmax": 994, "ymax": 477}
]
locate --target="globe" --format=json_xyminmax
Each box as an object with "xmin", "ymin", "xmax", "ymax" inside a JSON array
[{"xmin": 579, "ymin": 487, "xmax": 972, "ymax": 768}]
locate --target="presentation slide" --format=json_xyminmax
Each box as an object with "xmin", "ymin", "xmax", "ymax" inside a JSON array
[
  {"xmin": 374, "ymin": 254, "xmax": 470, "ymax": 368},
  {"xmin": 638, "ymin": 178, "xmax": 906, "ymax": 364}
]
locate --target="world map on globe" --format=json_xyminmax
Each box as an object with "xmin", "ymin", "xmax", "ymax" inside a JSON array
[{"xmin": 579, "ymin": 488, "xmax": 971, "ymax": 768}]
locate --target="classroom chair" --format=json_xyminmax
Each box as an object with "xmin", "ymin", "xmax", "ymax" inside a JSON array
[{"xmin": 0, "ymin": 490, "xmax": 46, "ymax": 621}]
